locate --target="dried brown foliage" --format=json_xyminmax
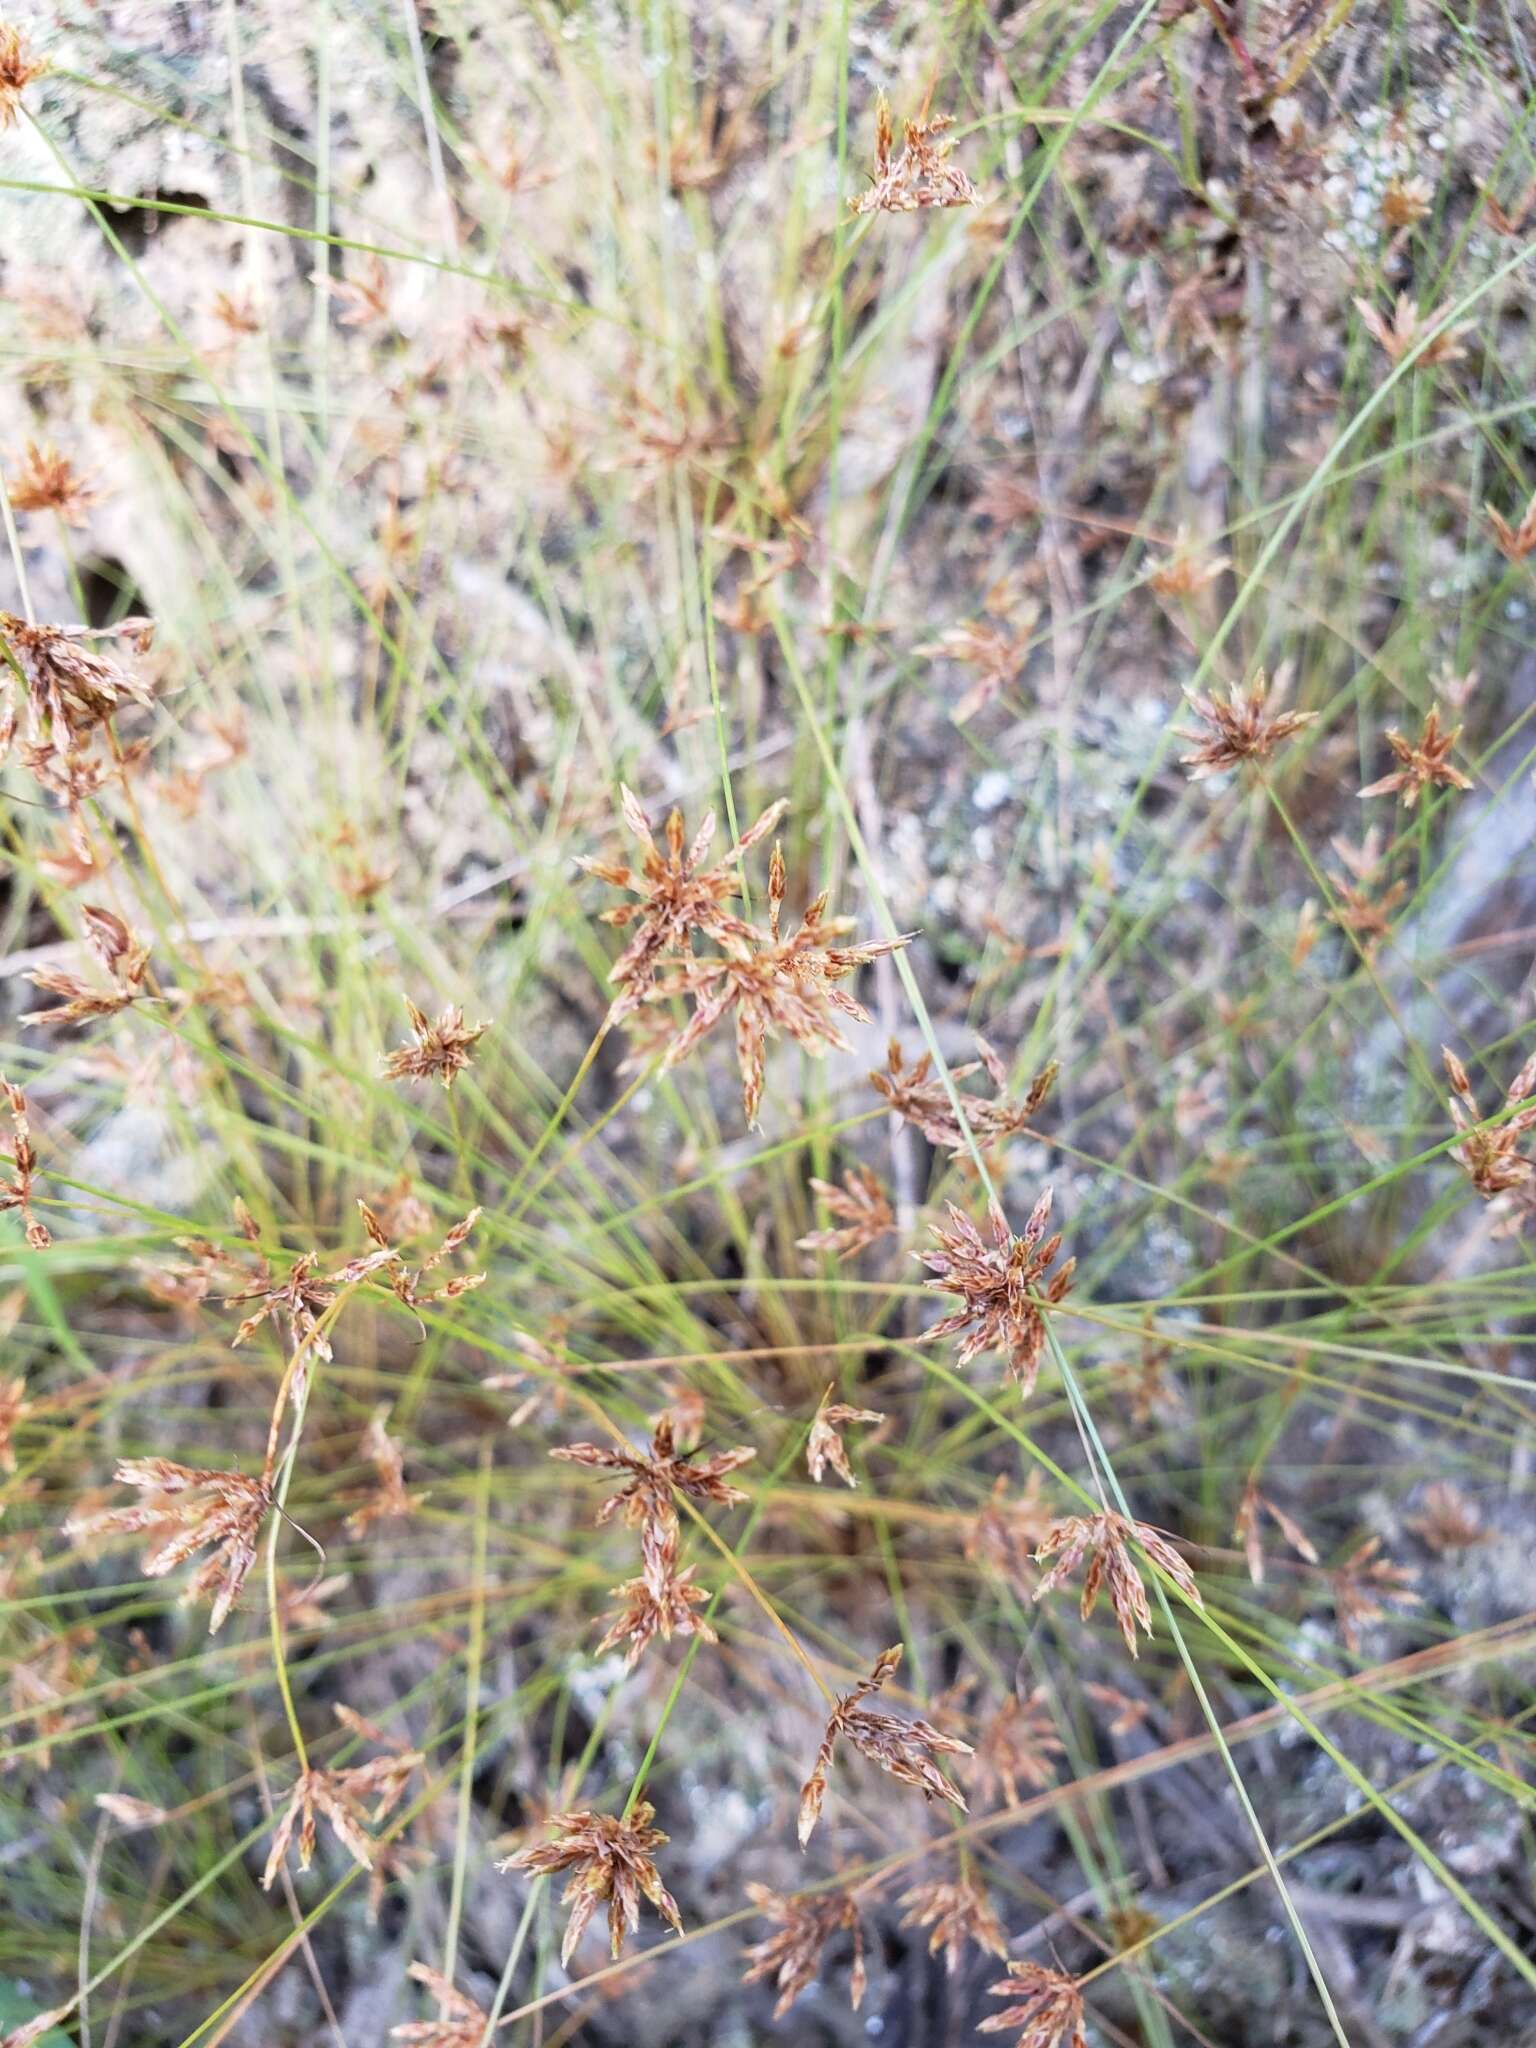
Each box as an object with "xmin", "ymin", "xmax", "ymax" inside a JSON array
[
  {"xmin": 1444, "ymin": 1045, "xmax": 1536, "ymax": 1215},
  {"xmin": 0, "ymin": 611, "xmax": 154, "ymax": 794},
  {"xmin": 382, "ymin": 997, "xmax": 486, "ymax": 1090},
  {"xmin": 1359, "ymin": 707, "xmax": 1472, "ymax": 806},
  {"xmin": 1233, "ymin": 1481, "xmax": 1318, "ymax": 1586},
  {"xmin": 0, "ymin": 22, "xmax": 45, "ymax": 127},
  {"xmin": 797, "ymin": 1644, "xmax": 971, "ymax": 1846},
  {"xmin": 921, "ymin": 1191, "xmax": 1074, "ymax": 1396},
  {"xmin": 579, "ymin": 784, "xmax": 784, "ymax": 1023},
  {"xmin": 804, "ymin": 1384, "xmax": 884, "ymax": 1488},
  {"xmin": 1, "ymin": 1075, "xmax": 50, "ymax": 1249},
  {"xmin": 654, "ymin": 841, "xmax": 909, "ymax": 1126},
  {"xmin": 1331, "ymin": 1537, "xmax": 1419, "ymax": 1653},
  {"xmin": 1353, "ymin": 292, "xmax": 1468, "ymax": 368},
  {"xmin": 743, "ymin": 1882, "xmax": 867, "ymax": 2017},
  {"xmin": 850, "ymin": 89, "xmax": 978, "ymax": 215},
  {"xmin": 23, "ymin": 904, "xmax": 150, "ymax": 1027},
  {"xmin": 1034, "ymin": 1512, "xmax": 1201, "ymax": 1657},
  {"xmin": 1179, "ymin": 670, "xmax": 1316, "ymax": 778},
  {"xmin": 390, "ymin": 1963, "xmax": 492, "ymax": 2047},
  {"xmin": 796, "ymin": 1164, "xmax": 895, "ymax": 1259},
  {"xmin": 900, "ymin": 1875, "xmax": 1008, "ymax": 1974},
  {"xmin": 66, "ymin": 1457, "xmax": 273, "ymax": 1633},
  {"xmin": 979, "ymin": 1963, "xmax": 1090, "ymax": 2048},
  {"xmin": 500, "ymin": 1800, "xmax": 683, "ymax": 1965},
  {"xmin": 872, "ymin": 1037, "xmax": 1057, "ymax": 1155}
]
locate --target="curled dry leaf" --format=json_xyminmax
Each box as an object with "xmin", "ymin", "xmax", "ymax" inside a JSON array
[
  {"xmin": 499, "ymin": 1800, "xmax": 683, "ymax": 1965},
  {"xmin": 798, "ymin": 1644, "xmax": 971, "ymax": 1847}
]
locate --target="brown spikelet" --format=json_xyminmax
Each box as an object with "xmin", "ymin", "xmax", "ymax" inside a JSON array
[
  {"xmin": 652, "ymin": 840, "xmax": 911, "ymax": 1127},
  {"xmin": 979, "ymin": 1962, "xmax": 1089, "ymax": 2048},
  {"xmin": 551, "ymin": 1413, "xmax": 754, "ymax": 1566},
  {"xmin": 1178, "ymin": 669, "xmax": 1316, "ymax": 777},
  {"xmin": 743, "ymin": 1883, "xmax": 868, "ymax": 2018},
  {"xmin": 382, "ymin": 997, "xmax": 486, "ymax": 1090},
  {"xmin": 7, "ymin": 441, "xmax": 96, "ymax": 523},
  {"xmin": 1232, "ymin": 1480, "xmax": 1318, "ymax": 1586},
  {"xmin": 1443, "ymin": 1045, "xmax": 1536, "ymax": 1210},
  {"xmin": 65, "ymin": 1457, "xmax": 273, "ymax": 1633},
  {"xmin": 1033, "ymin": 1511, "xmax": 1202, "ymax": 1657},
  {"xmin": 871, "ymin": 1037, "xmax": 1056, "ymax": 1156},
  {"xmin": 1485, "ymin": 488, "xmax": 1536, "ymax": 562},
  {"xmin": 0, "ymin": 22, "xmax": 46, "ymax": 128},
  {"xmin": 797, "ymin": 1644, "xmax": 971, "ymax": 1847},
  {"xmin": 499, "ymin": 1801, "xmax": 683, "ymax": 1965},
  {"xmin": 805, "ymin": 1384, "xmax": 884, "ymax": 1488},
  {"xmin": 900, "ymin": 1875, "xmax": 1008, "ymax": 1974},
  {"xmin": 797, "ymin": 1165, "xmax": 895, "ymax": 1259},
  {"xmin": 1, "ymin": 1075, "xmax": 50, "ymax": 1249},
  {"xmin": 1359, "ymin": 708, "xmax": 1472, "ymax": 807},
  {"xmin": 0, "ymin": 610, "xmax": 154, "ymax": 794},
  {"xmin": 1353, "ymin": 292, "xmax": 1468, "ymax": 368},
  {"xmin": 919, "ymin": 1191, "xmax": 1074, "ymax": 1396},
  {"xmin": 346, "ymin": 1406, "xmax": 427, "ymax": 1536},
  {"xmin": 579, "ymin": 784, "xmax": 785, "ymax": 1022},
  {"xmin": 595, "ymin": 1519, "xmax": 718, "ymax": 1668},
  {"xmin": 23, "ymin": 904, "xmax": 151, "ymax": 1028},
  {"xmin": 850, "ymin": 87, "xmax": 979, "ymax": 214},
  {"xmin": 390, "ymin": 1962, "xmax": 491, "ymax": 2046},
  {"xmin": 1331, "ymin": 1536, "xmax": 1419, "ymax": 1653},
  {"xmin": 261, "ymin": 1726, "xmax": 421, "ymax": 1889},
  {"xmin": 1407, "ymin": 1481, "xmax": 1485, "ymax": 1553},
  {"xmin": 968, "ymin": 1686, "xmax": 1065, "ymax": 1807}
]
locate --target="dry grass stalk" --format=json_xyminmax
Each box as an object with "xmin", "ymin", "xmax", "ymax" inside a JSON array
[
  {"xmin": 346, "ymin": 1406, "xmax": 426, "ymax": 1536},
  {"xmin": 261, "ymin": 1726, "xmax": 421, "ymax": 1887},
  {"xmin": 872, "ymin": 1037, "xmax": 1057, "ymax": 1156},
  {"xmin": 0, "ymin": 22, "xmax": 46, "ymax": 127},
  {"xmin": 23, "ymin": 904, "xmax": 150, "ymax": 1027},
  {"xmin": 0, "ymin": 611, "xmax": 154, "ymax": 795},
  {"xmin": 979, "ymin": 1963, "xmax": 1090, "ymax": 2048},
  {"xmin": 1, "ymin": 1076, "xmax": 50, "ymax": 1249},
  {"xmin": 1033, "ymin": 1511, "xmax": 1201, "ymax": 1657},
  {"xmin": 850, "ymin": 88, "xmax": 978, "ymax": 215},
  {"xmin": 921, "ymin": 1192, "xmax": 1074, "ymax": 1396},
  {"xmin": 1443, "ymin": 1046, "xmax": 1536, "ymax": 1209},
  {"xmin": 968, "ymin": 1688, "xmax": 1065, "ymax": 1806},
  {"xmin": 390, "ymin": 1962, "xmax": 492, "ymax": 2046},
  {"xmin": 7, "ymin": 441, "xmax": 96, "ymax": 523},
  {"xmin": 500, "ymin": 1800, "xmax": 683, "ymax": 1965},
  {"xmin": 382, "ymin": 998, "xmax": 486, "ymax": 1090},
  {"xmin": 1179, "ymin": 670, "xmax": 1316, "ymax": 777},
  {"xmin": 653, "ymin": 840, "xmax": 910, "ymax": 1126},
  {"xmin": 900, "ymin": 1875, "xmax": 1008, "ymax": 1973},
  {"xmin": 797, "ymin": 1644, "xmax": 971, "ymax": 1846},
  {"xmin": 1485, "ymin": 488, "xmax": 1536, "ymax": 561},
  {"xmin": 1353, "ymin": 292, "xmax": 1468, "ymax": 367},
  {"xmin": 1359, "ymin": 707, "xmax": 1471, "ymax": 806},
  {"xmin": 742, "ymin": 1882, "xmax": 867, "ymax": 2017},
  {"xmin": 95, "ymin": 1793, "xmax": 170, "ymax": 1828},
  {"xmin": 65, "ymin": 1457, "xmax": 274, "ymax": 1633},
  {"xmin": 0, "ymin": 2008, "xmax": 74, "ymax": 2048},
  {"xmin": 580, "ymin": 784, "xmax": 784, "ymax": 1023},
  {"xmin": 1233, "ymin": 1480, "xmax": 1318, "ymax": 1586},
  {"xmin": 797, "ymin": 1164, "xmax": 895, "ymax": 1259},
  {"xmin": 1331, "ymin": 1536, "xmax": 1419, "ymax": 1653},
  {"xmin": 805, "ymin": 1384, "xmax": 884, "ymax": 1488}
]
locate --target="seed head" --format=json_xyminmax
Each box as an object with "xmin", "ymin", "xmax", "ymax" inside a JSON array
[
  {"xmin": 968, "ymin": 1686, "xmax": 1065, "ymax": 1807},
  {"xmin": 499, "ymin": 1800, "xmax": 683, "ymax": 1965},
  {"xmin": 743, "ymin": 1883, "xmax": 867, "ymax": 2018},
  {"xmin": 391, "ymin": 1963, "xmax": 491, "ymax": 2047},
  {"xmin": 851, "ymin": 88, "xmax": 978, "ymax": 214},
  {"xmin": 1, "ymin": 1074, "xmax": 50, "ymax": 1248},
  {"xmin": 1331, "ymin": 1536, "xmax": 1419, "ymax": 1653},
  {"xmin": 1359, "ymin": 707, "xmax": 1471, "ymax": 807},
  {"xmin": 1353, "ymin": 292, "xmax": 1468, "ymax": 368},
  {"xmin": 0, "ymin": 22, "xmax": 46, "ymax": 128},
  {"xmin": 1486, "ymin": 489, "xmax": 1536, "ymax": 562},
  {"xmin": 383, "ymin": 997, "xmax": 485, "ymax": 1090},
  {"xmin": 0, "ymin": 611, "xmax": 154, "ymax": 795},
  {"xmin": 900, "ymin": 1875, "xmax": 1008, "ymax": 1975},
  {"xmin": 805, "ymin": 1383, "xmax": 884, "ymax": 1488},
  {"xmin": 1443, "ymin": 1045, "xmax": 1536, "ymax": 1207},
  {"xmin": 7, "ymin": 441, "xmax": 96, "ymax": 524},
  {"xmin": 65, "ymin": 1457, "xmax": 274, "ymax": 1633},
  {"xmin": 797, "ymin": 1644, "xmax": 971, "ymax": 1847},
  {"xmin": 1033, "ymin": 1511, "xmax": 1201, "ymax": 1657},
  {"xmin": 797, "ymin": 1163, "xmax": 895, "ymax": 1259},
  {"xmin": 979, "ymin": 1963, "xmax": 1090, "ymax": 2048},
  {"xmin": 919, "ymin": 1192, "xmax": 1074, "ymax": 1396},
  {"xmin": 1178, "ymin": 670, "xmax": 1316, "ymax": 778},
  {"xmin": 261, "ymin": 1721, "xmax": 421, "ymax": 1888}
]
